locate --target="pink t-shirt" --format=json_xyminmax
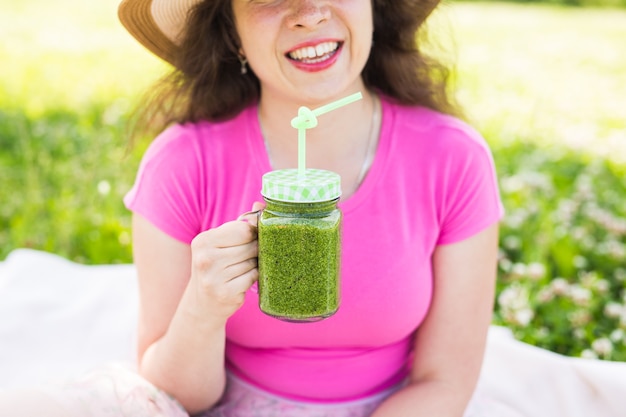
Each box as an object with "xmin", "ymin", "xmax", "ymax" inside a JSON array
[{"xmin": 124, "ymin": 96, "xmax": 504, "ymax": 403}]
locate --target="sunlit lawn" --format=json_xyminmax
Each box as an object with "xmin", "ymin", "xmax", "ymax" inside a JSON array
[
  {"xmin": 0, "ymin": 0, "xmax": 164, "ymax": 263},
  {"xmin": 1, "ymin": 0, "xmax": 626, "ymax": 359},
  {"xmin": 435, "ymin": 2, "xmax": 626, "ymax": 158}
]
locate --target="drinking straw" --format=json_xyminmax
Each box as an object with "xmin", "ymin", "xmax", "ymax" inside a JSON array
[{"xmin": 290, "ymin": 92, "xmax": 363, "ymax": 178}]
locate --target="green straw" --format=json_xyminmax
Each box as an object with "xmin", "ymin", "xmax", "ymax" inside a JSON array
[{"xmin": 291, "ymin": 92, "xmax": 363, "ymax": 178}]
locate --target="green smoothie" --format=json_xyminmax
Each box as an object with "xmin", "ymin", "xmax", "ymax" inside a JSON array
[{"xmin": 258, "ymin": 199, "xmax": 341, "ymax": 322}]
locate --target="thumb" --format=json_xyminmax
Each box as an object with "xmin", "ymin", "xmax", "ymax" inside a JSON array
[{"xmin": 236, "ymin": 201, "xmax": 265, "ymax": 226}]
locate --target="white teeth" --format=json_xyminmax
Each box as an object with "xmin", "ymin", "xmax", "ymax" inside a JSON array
[{"xmin": 288, "ymin": 42, "xmax": 339, "ymax": 62}]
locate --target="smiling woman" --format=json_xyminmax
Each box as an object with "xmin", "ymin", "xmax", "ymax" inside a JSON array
[
  {"xmin": 2, "ymin": 1, "xmax": 626, "ymax": 417},
  {"xmin": 0, "ymin": 0, "xmax": 504, "ymax": 416}
]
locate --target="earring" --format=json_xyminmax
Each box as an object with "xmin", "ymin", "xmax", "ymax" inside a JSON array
[{"xmin": 239, "ymin": 55, "xmax": 248, "ymax": 75}]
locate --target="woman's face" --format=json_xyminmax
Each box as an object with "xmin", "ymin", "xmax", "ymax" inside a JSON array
[{"xmin": 232, "ymin": 0, "xmax": 373, "ymax": 104}]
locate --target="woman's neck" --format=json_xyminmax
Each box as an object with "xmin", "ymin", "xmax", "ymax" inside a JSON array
[{"xmin": 258, "ymin": 90, "xmax": 381, "ymax": 199}]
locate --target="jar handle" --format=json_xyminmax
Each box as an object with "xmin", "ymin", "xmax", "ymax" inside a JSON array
[{"xmin": 237, "ymin": 209, "xmax": 261, "ymax": 225}]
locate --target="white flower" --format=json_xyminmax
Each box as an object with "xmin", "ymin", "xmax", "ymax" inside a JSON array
[
  {"xmin": 521, "ymin": 171, "xmax": 553, "ymax": 192},
  {"xmin": 536, "ymin": 287, "xmax": 555, "ymax": 303},
  {"xmin": 611, "ymin": 242, "xmax": 626, "ymax": 259},
  {"xmin": 555, "ymin": 199, "xmax": 577, "ymax": 223},
  {"xmin": 604, "ymin": 302, "xmax": 624, "ymax": 319},
  {"xmin": 569, "ymin": 285, "xmax": 592, "ymax": 307},
  {"xmin": 498, "ymin": 285, "xmax": 528, "ymax": 310},
  {"xmin": 598, "ymin": 240, "xmax": 626, "ymax": 260},
  {"xmin": 501, "ymin": 176, "xmax": 524, "ymax": 194},
  {"xmin": 514, "ymin": 308, "xmax": 534, "ymax": 327},
  {"xmin": 573, "ymin": 255, "xmax": 588, "ymax": 269},
  {"xmin": 594, "ymin": 279, "xmax": 610, "ymax": 294},
  {"xmin": 581, "ymin": 349, "xmax": 598, "ymax": 360},
  {"xmin": 511, "ymin": 262, "xmax": 527, "ymax": 278},
  {"xmin": 569, "ymin": 310, "xmax": 591, "ymax": 327},
  {"xmin": 610, "ymin": 329, "xmax": 624, "ymax": 343},
  {"xmin": 614, "ymin": 268, "xmax": 626, "ymax": 282},
  {"xmin": 504, "ymin": 210, "xmax": 528, "ymax": 229},
  {"xmin": 503, "ymin": 236, "xmax": 521, "ymax": 250},
  {"xmin": 607, "ymin": 218, "xmax": 626, "ymax": 235},
  {"xmin": 498, "ymin": 288, "xmax": 516, "ymax": 309},
  {"xmin": 499, "ymin": 258, "xmax": 512, "ymax": 273},
  {"xmin": 551, "ymin": 278, "xmax": 570, "ymax": 296},
  {"xmin": 97, "ymin": 180, "xmax": 111, "ymax": 196},
  {"xmin": 571, "ymin": 227, "xmax": 587, "ymax": 241},
  {"xmin": 527, "ymin": 262, "xmax": 546, "ymax": 280},
  {"xmin": 580, "ymin": 272, "xmax": 596, "ymax": 288},
  {"xmin": 498, "ymin": 285, "xmax": 535, "ymax": 328},
  {"xmin": 591, "ymin": 338, "xmax": 613, "ymax": 356}
]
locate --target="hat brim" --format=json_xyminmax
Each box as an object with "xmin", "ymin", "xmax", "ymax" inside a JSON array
[
  {"xmin": 118, "ymin": 0, "xmax": 178, "ymax": 65},
  {"xmin": 119, "ymin": 0, "xmax": 442, "ymax": 67}
]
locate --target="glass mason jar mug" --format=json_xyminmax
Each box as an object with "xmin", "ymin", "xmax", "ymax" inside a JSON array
[{"xmin": 257, "ymin": 168, "xmax": 342, "ymax": 323}]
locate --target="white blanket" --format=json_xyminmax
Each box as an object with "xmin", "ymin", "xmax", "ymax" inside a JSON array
[
  {"xmin": 0, "ymin": 249, "xmax": 138, "ymax": 390},
  {"xmin": 1, "ymin": 249, "xmax": 625, "ymax": 416}
]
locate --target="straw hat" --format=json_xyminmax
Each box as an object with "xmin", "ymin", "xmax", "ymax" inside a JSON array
[
  {"xmin": 118, "ymin": 0, "xmax": 204, "ymax": 65},
  {"xmin": 118, "ymin": 0, "xmax": 441, "ymax": 66}
]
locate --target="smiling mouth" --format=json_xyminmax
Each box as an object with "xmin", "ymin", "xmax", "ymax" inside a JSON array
[{"xmin": 287, "ymin": 41, "xmax": 341, "ymax": 64}]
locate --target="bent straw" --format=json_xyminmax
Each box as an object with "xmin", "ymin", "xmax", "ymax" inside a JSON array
[{"xmin": 291, "ymin": 92, "xmax": 363, "ymax": 178}]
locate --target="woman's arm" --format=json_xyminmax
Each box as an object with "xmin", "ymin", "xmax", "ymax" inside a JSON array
[
  {"xmin": 372, "ymin": 223, "xmax": 499, "ymax": 416},
  {"xmin": 131, "ymin": 213, "xmax": 258, "ymax": 414}
]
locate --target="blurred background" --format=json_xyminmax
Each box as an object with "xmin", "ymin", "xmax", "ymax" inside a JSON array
[{"xmin": 1, "ymin": 0, "xmax": 625, "ymax": 360}]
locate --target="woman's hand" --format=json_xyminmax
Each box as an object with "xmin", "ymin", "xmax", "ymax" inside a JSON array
[
  {"xmin": 132, "ymin": 202, "xmax": 263, "ymax": 413},
  {"xmin": 188, "ymin": 202, "xmax": 264, "ymax": 322}
]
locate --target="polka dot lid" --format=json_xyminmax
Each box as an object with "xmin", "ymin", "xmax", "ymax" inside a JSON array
[{"xmin": 261, "ymin": 169, "xmax": 341, "ymax": 203}]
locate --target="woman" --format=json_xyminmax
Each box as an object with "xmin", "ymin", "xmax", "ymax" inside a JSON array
[{"xmin": 0, "ymin": 0, "xmax": 503, "ymax": 415}]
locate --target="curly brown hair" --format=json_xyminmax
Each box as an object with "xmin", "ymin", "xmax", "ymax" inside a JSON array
[{"xmin": 134, "ymin": 0, "xmax": 460, "ymax": 137}]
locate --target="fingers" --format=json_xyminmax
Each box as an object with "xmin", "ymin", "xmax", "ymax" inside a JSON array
[
  {"xmin": 195, "ymin": 220, "xmax": 257, "ymax": 249},
  {"xmin": 187, "ymin": 206, "xmax": 269, "ymax": 318},
  {"xmin": 225, "ymin": 264, "xmax": 259, "ymax": 294},
  {"xmin": 222, "ymin": 242, "xmax": 258, "ymax": 282},
  {"xmin": 189, "ymin": 218, "xmax": 259, "ymax": 318},
  {"xmin": 237, "ymin": 202, "xmax": 265, "ymax": 226},
  {"xmin": 191, "ymin": 242, "xmax": 256, "ymax": 277}
]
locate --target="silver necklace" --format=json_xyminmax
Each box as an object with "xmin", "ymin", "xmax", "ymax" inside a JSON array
[
  {"xmin": 260, "ymin": 94, "xmax": 380, "ymax": 189},
  {"xmin": 354, "ymin": 95, "xmax": 379, "ymax": 187}
]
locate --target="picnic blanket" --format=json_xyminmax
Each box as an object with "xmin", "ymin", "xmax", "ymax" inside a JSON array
[{"xmin": 1, "ymin": 248, "xmax": 625, "ymax": 416}]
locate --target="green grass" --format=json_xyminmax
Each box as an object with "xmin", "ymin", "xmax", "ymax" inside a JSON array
[
  {"xmin": 436, "ymin": 3, "xmax": 626, "ymax": 360},
  {"xmin": 0, "ymin": 0, "xmax": 164, "ymax": 263},
  {"xmin": 433, "ymin": 2, "xmax": 626, "ymax": 158},
  {"xmin": 1, "ymin": 0, "xmax": 626, "ymax": 359}
]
